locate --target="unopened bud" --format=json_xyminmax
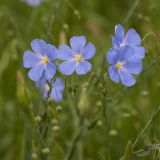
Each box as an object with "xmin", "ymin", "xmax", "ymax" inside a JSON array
[{"xmin": 42, "ymin": 148, "xmax": 50, "ymax": 155}]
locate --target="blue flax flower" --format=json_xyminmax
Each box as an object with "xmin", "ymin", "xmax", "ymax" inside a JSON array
[
  {"xmin": 36, "ymin": 77, "xmax": 64, "ymax": 102},
  {"xmin": 24, "ymin": 0, "xmax": 46, "ymax": 6},
  {"xmin": 112, "ymin": 24, "xmax": 145, "ymax": 59},
  {"xmin": 23, "ymin": 39, "xmax": 58, "ymax": 81},
  {"xmin": 59, "ymin": 36, "xmax": 96, "ymax": 75},
  {"xmin": 106, "ymin": 46, "xmax": 142, "ymax": 87}
]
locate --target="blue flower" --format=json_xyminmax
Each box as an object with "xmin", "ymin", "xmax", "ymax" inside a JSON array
[
  {"xmin": 23, "ymin": 39, "xmax": 58, "ymax": 81},
  {"xmin": 36, "ymin": 77, "xmax": 64, "ymax": 102},
  {"xmin": 36, "ymin": 77, "xmax": 49, "ymax": 98},
  {"xmin": 58, "ymin": 36, "xmax": 96, "ymax": 75},
  {"xmin": 112, "ymin": 24, "xmax": 145, "ymax": 59},
  {"xmin": 106, "ymin": 46, "xmax": 143, "ymax": 87},
  {"xmin": 24, "ymin": 0, "xmax": 46, "ymax": 6},
  {"xmin": 50, "ymin": 77, "xmax": 64, "ymax": 102}
]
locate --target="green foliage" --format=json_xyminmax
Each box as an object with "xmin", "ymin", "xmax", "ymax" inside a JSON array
[{"xmin": 1, "ymin": 0, "xmax": 160, "ymax": 159}]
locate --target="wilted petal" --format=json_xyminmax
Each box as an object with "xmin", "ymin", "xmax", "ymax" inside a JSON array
[
  {"xmin": 53, "ymin": 77, "xmax": 64, "ymax": 91},
  {"xmin": 51, "ymin": 88, "xmax": 63, "ymax": 102}
]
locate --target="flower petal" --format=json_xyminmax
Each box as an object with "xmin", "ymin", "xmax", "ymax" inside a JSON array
[
  {"xmin": 51, "ymin": 88, "xmax": 63, "ymax": 102},
  {"xmin": 59, "ymin": 61, "xmax": 76, "ymax": 75},
  {"xmin": 53, "ymin": 77, "xmax": 64, "ymax": 91},
  {"xmin": 115, "ymin": 24, "xmax": 125, "ymax": 42},
  {"xmin": 112, "ymin": 36, "xmax": 120, "ymax": 49},
  {"xmin": 119, "ymin": 71, "xmax": 136, "ymax": 87},
  {"xmin": 23, "ymin": 51, "xmax": 40, "ymax": 68},
  {"xmin": 45, "ymin": 62, "xmax": 56, "ymax": 80},
  {"xmin": 76, "ymin": 61, "xmax": 92, "ymax": 75},
  {"xmin": 58, "ymin": 44, "xmax": 74, "ymax": 60},
  {"xmin": 119, "ymin": 46, "xmax": 135, "ymax": 61},
  {"xmin": 125, "ymin": 29, "xmax": 141, "ymax": 45},
  {"xmin": 70, "ymin": 36, "xmax": 86, "ymax": 52},
  {"xmin": 46, "ymin": 44, "xmax": 58, "ymax": 61},
  {"xmin": 31, "ymin": 39, "xmax": 46, "ymax": 55},
  {"xmin": 28, "ymin": 64, "xmax": 44, "ymax": 81},
  {"xmin": 125, "ymin": 59, "xmax": 142, "ymax": 74},
  {"xmin": 108, "ymin": 66, "xmax": 120, "ymax": 83},
  {"xmin": 82, "ymin": 43, "xmax": 96, "ymax": 60},
  {"xmin": 133, "ymin": 46, "xmax": 145, "ymax": 59},
  {"xmin": 106, "ymin": 48, "xmax": 119, "ymax": 65}
]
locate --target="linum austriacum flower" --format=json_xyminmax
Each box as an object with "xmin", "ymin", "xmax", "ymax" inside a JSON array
[
  {"xmin": 107, "ymin": 46, "xmax": 143, "ymax": 87},
  {"xmin": 59, "ymin": 36, "xmax": 96, "ymax": 75},
  {"xmin": 23, "ymin": 0, "xmax": 47, "ymax": 6},
  {"xmin": 36, "ymin": 77, "xmax": 64, "ymax": 102},
  {"xmin": 23, "ymin": 39, "xmax": 58, "ymax": 81},
  {"xmin": 112, "ymin": 24, "xmax": 145, "ymax": 59}
]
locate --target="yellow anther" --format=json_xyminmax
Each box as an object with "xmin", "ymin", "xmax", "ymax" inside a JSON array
[
  {"xmin": 115, "ymin": 63, "xmax": 122, "ymax": 70},
  {"xmin": 42, "ymin": 57, "xmax": 49, "ymax": 64},
  {"xmin": 75, "ymin": 55, "xmax": 83, "ymax": 62}
]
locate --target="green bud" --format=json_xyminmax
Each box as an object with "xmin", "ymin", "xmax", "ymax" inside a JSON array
[
  {"xmin": 31, "ymin": 153, "xmax": 38, "ymax": 160},
  {"xmin": 109, "ymin": 129, "xmax": 118, "ymax": 137},
  {"xmin": 52, "ymin": 126, "xmax": 60, "ymax": 132},
  {"xmin": 42, "ymin": 148, "xmax": 50, "ymax": 155}
]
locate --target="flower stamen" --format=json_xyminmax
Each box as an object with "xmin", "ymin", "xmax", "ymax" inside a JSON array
[
  {"xmin": 41, "ymin": 57, "xmax": 49, "ymax": 64},
  {"xmin": 115, "ymin": 63, "xmax": 122, "ymax": 70},
  {"xmin": 75, "ymin": 55, "xmax": 83, "ymax": 62}
]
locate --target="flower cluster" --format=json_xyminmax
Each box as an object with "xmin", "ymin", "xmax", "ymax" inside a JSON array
[
  {"xmin": 23, "ymin": 36, "xmax": 95, "ymax": 102},
  {"xmin": 23, "ymin": 25, "xmax": 146, "ymax": 101},
  {"xmin": 106, "ymin": 24, "xmax": 145, "ymax": 87}
]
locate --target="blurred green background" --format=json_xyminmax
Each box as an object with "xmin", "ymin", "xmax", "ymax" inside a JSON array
[{"xmin": 1, "ymin": 0, "xmax": 160, "ymax": 159}]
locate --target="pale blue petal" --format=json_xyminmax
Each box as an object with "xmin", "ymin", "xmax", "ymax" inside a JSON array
[
  {"xmin": 133, "ymin": 46, "xmax": 145, "ymax": 59},
  {"xmin": 112, "ymin": 36, "xmax": 120, "ymax": 49},
  {"xmin": 125, "ymin": 29, "xmax": 141, "ymax": 45},
  {"xmin": 46, "ymin": 44, "xmax": 58, "ymax": 61},
  {"xmin": 82, "ymin": 43, "xmax": 96, "ymax": 60},
  {"xmin": 76, "ymin": 61, "xmax": 92, "ymax": 75},
  {"xmin": 125, "ymin": 59, "xmax": 142, "ymax": 74},
  {"xmin": 53, "ymin": 78, "xmax": 64, "ymax": 91},
  {"xmin": 59, "ymin": 61, "xmax": 76, "ymax": 75},
  {"xmin": 106, "ymin": 48, "xmax": 119, "ymax": 65},
  {"xmin": 45, "ymin": 62, "xmax": 56, "ymax": 80},
  {"xmin": 51, "ymin": 88, "xmax": 63, "ymax": 102},
  {"xmin": 58, "ymin": 44, "xmax": 74, "ymax": 60},
  {"xmin": 23, "ymin": 51, "xmax": 41, "ymax": 68},
  {"xmin": 119, "ymin": 71, "xmax": 136, "ymax": 87},
  {"xmin": 119, "ymin": 46, "xmax": 135, "ymax": 61},
  {"xmin": 31, "ymin": 39, "xmax": 46, "ymax": 55},
  {"xmin": 108, "ymin": 66, "xmax": 120, "ymax": 83},
  {"xmin": 70, "ymin": 36, "xmax": 86, "ymax": 52},
  {"xmin": 115, "ymin": 24, "xmax": 125, "ymax": 42},
  {"xmin": 28, "ymin": 64, "xmax": 44, "ymax": 81}
]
